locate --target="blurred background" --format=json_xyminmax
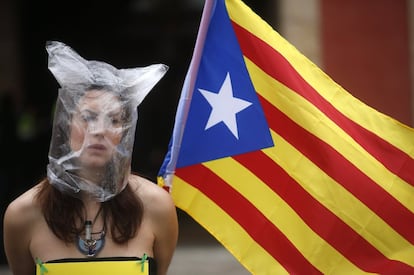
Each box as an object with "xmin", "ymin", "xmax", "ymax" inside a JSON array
[{"xmin": 0, "ymin": 0, "xmax": 412, "ymax": 274}]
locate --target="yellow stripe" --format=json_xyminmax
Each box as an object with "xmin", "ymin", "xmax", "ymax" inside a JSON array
[
  {"xmin": 203, "ymin": 158, "xmax": 366, "ymax": 274},
  {"xmin": 245, "ymin": 57, "xmax": 414, "ymax": 214},
  {"xmin": 226, "ymin": 0, "xmax": 414, "ymax": 157},
  {"xmin": 171, "ymin": 175, "xmax": 287, "ymax": 275},
  {"xmin": 264, "ymin": 130, "xmax": 414, "ymax": 267}
]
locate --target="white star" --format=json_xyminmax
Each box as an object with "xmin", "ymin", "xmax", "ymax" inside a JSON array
[{"xmin": 198, "ymin": 72, "xmax": 252, "ymax": 139}]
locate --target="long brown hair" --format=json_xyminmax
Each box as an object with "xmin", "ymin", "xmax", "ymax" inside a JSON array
[{"xmin": 36, "ymin": 178, "xmax": 143, "ymax": 244}]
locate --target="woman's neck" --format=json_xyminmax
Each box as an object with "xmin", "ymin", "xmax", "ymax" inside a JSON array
[
  {"xmin": 78, "ymin": 167, "xmax": 106, "ymax": 185},
  {"xmin": 81, "ymin": 196, "xmax": 102, "ymax": 220}
]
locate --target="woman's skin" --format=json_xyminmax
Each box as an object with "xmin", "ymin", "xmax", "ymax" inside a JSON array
[
  {"xmin": 71, "ymin": 90, "xmax": 124, "ymax": 178},
  {"xmin": 3, "ymin": 89, "xmax": 179, "ymax": 275}
]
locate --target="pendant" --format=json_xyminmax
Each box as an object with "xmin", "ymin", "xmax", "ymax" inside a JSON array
[{"xmin": 77, "ymin": 231, "xmax": 105, "ymax": 257}]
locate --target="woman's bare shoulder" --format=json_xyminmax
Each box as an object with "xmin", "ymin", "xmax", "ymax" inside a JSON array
[
  {"xmin": 4, "ymin": 183, "xmax": 42, "ymax": 227},
  {"xmin": 128, "ymin": 174, "xmax": 178, "ymax": 273},
  {"xmin": 128, "ymin": 174, "xmax": 175, "ymax": 214},
  {"xmin": 4, "ymin": 183, "xmax": 44, "ymax": 275},
  {"xmin": 129, "ymin": 174, "xmax": 170, "ymax": 199}
]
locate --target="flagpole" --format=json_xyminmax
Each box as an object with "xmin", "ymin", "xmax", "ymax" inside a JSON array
[
  {"xmin": 164, "ymin": 0, "xmax": 215, "ymax": 180},
  {"xmin": 186, "ymin": 0, "xmax": 215, "ymax": 83}
]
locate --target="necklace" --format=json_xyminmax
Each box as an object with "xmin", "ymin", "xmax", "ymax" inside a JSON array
[{"xmin": 76, "ymin": 206, "xmax": 105, "ymax": 257}]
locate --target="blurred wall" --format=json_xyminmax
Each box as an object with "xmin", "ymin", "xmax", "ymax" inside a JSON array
[
  {"xmin": 280, "ymin": 0, "xmax": 413, "ymax": 127},
  {"xmin": 0, "ymin": 0, "xmax": 22, "ymax": 99},
  {"xmin": 279, "ymin": 0, "xmax": 321, "ymax": 66},
  {"xmin": 322, "ymin": 0, "xmax": 412, "ymax": 126}
]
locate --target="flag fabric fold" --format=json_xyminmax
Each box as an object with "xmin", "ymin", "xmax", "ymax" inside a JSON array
[{"xmin": 158, "ymin": 0, "xmax": 414, "ymax": 274}]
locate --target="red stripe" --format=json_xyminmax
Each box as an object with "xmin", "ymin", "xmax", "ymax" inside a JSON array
[
  {"xmin": 175, "ymin": 164, "xmax": 322, "ymax": 274},
  {"xmin": 233, "ymin": 151, "xmax": 414, "ymax": 273},
  {"xmin": 231, "ymin": 21, "xmax": 414, "ymax": 187},
  {"xmin": 259, "ymin": 95, "xmax": 414, "ymax": 244}
]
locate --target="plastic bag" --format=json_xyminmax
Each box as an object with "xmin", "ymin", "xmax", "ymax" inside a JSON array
[{"xmin": 46, "ymin": 41, "xmax": 168, "ymax": 201}]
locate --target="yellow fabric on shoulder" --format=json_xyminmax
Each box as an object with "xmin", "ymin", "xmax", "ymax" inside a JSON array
[{"xmin": 36, "ymin": 258, "xmax": 149, "ymax": 275}]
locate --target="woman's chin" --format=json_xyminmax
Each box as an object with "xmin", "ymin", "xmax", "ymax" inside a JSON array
[{"xmin": 80, "ymin": 156, "xmax": 111, "ymax": 171}]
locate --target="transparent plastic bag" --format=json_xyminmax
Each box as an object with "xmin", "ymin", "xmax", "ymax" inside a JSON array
[{"xmin": 46, "ymin": 41, "xmax": 168, "ymax": 201}]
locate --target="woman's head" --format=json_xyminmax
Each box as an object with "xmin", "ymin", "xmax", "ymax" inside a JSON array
[
  {"xmin": 45, "ymin": 41, "xmax": 168, "ymax": 201},
  {"xmin": 70, "ymin": 87, "xmax": 126, "ymax": 169},
  {"xmin": 47, "ymin": 85, "xmax": 137, "ymax": 201}
]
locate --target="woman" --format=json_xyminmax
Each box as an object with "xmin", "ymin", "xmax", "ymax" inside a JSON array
[{"xmin": 3, "ymin": 41, "xmax": 178, "ymax": 275}]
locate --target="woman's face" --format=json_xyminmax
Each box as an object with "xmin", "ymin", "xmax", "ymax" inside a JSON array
[{"xmin": 70, "ymin": 89, "xmax": 124, "ymax": 169}]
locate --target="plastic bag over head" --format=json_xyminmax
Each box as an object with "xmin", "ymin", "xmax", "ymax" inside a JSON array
[{"xmin": 46, "ymin": 41, "xmax": 168, "ymax": 201}]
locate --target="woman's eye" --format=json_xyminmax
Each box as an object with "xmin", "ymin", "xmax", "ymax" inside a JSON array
[
  {"xmin": 110, "ymin": 117, "xmax": 122, "ymax": 126},
  {"xmin": 81, "ymin": 113, "xmax": 96, "ymax": 122}
]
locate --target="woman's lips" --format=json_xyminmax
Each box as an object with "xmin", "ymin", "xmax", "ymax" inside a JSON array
[{"xmin": 87, "ymin": 144, "xmax": 107, "ymax": 150}]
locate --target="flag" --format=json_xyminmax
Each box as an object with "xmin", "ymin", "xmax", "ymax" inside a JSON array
[{"xmin": 158, "ymin": 0, "xmax": 414, "ymax": 273}]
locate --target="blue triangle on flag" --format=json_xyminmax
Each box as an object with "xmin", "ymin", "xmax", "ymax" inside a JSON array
[{"xmin": 176, "ymin": 0, "xmax": 273, "ymax": 168}]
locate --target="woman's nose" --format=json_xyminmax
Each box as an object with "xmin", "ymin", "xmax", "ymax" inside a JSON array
[{"xmin": 88, "ymin": 117, "xmax": 106, "ymax": 135}]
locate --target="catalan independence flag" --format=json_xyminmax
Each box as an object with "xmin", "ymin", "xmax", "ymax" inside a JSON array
[{"xmin": 158, "ymin": 0, "xmax": 414, "ymax": 273}]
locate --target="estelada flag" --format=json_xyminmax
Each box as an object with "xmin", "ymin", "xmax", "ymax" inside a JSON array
[{"xmin": 158, "ymin": 0, "xmax": 414, "ymax": 273}]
